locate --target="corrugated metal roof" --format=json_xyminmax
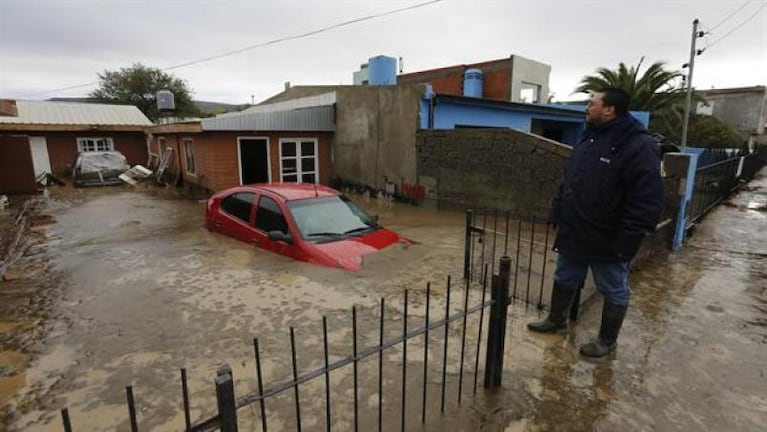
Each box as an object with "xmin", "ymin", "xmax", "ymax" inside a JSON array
[
  {"xmin": 202, "ymin": 105, "xmax": 335, "ymax": 131},
  {"xmin": 242, "ymin": 92, "xmax": 336, "ymax": 114},
  {"xmin": 0, "ymin": 100, "xmax": 153, "ymax": 126}
]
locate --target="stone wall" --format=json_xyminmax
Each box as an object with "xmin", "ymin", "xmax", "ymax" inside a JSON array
[
  {"xmin": 416, "ymin": 129, "xmax": 686, "ymax": 272},
  {"xmin": 416, "ymin": 128, "xmax": 570, "ymax": 220}
]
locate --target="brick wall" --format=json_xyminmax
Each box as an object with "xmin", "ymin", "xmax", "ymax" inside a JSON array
[
  {"xmin": 41, "ymin": 131, "xmax": 147, "ymax": 175},
  {"xmin": 416, "ymin": 128, "xmax": 570, "ymax": 220},
  {"xmin": 0, "ymin": 135, "xmax": 36, "ymax": 194},
  {"xmin": 151, "ymin": 131, "xmax": 333, "ymax": 193},
  {"xmin": 399, "ymin": 59, "xmax": 511, "ymax": 101}
]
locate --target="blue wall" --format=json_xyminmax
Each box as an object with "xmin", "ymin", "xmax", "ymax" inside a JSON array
[
  {"xmin": 546, "ymin": 104, "xmax": 650, "ymax": 128},
  {"xmin": 420, "ymin": 97, "xmax": 586, "ymax": 146}
]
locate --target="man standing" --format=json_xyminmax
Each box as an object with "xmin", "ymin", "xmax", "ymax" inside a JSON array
[{"xmin": 528, "ymin": 87, "xmax": 665, "ymax": 358}]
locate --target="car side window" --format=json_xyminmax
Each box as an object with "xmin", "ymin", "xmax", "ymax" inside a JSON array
[
  {"xmin": 221, "ymin": 193, "xmax": 255, "ymax": 223},
  {"xmin": 255, "ymin": 196, "xmax": 289, "ymax": 234}
]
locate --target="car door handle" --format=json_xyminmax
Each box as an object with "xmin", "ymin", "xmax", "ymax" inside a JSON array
[
  {"xmin": 215, "ymin": 220, "xmax": 222, "ymax": 228},
  {"xmin": 251, "ymin": 239, "xmax": 260, "ymax": 245}
]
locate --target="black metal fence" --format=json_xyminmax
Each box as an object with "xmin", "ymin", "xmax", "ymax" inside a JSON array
[
  {"xmin": 687, "ymin": 149, "xmax": 763, "ymax": 227},
  {"xmin": 463, "ymin": 209, "xmax": 556, "ymax": 311},
  {"xmin": 59, "ymin": 259, "xmax": 518, "ymax": 432}
]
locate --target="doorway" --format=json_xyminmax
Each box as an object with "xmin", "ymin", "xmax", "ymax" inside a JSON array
[
  {"xmin": 238, "ymin": 137, "xmax": 270, "ymax": 185},
  {"xmin": 29, "ymin": 136, "xmax": 52, "ymax": 177}
]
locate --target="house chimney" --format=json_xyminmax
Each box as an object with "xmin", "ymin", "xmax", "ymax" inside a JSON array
[
  {"xmin": 285, "ymin": 81, "xmax": 291, "ymax": 91},
  {"xmin": 0, "ymin": 99, "xmax": 18, "ymax": 117}
]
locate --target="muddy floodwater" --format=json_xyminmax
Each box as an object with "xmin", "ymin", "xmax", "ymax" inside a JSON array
[{"xmin": 1, "ymin": 175, "xmax": 766, "ymax": 431}]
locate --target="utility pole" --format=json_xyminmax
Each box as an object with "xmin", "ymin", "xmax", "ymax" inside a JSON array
[{"xmin": 681, "ymin": 18, "xmax": 702, "ymax": 151}]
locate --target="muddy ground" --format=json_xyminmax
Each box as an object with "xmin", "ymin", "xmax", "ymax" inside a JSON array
[{"xmin": 1, "ymin": 173, "xmax": 765, "ymax": 431}]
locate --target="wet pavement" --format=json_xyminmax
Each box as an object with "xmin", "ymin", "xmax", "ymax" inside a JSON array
[{"xmin": 1, "ymin": 171, "xmax": 766, "ymax": 431}]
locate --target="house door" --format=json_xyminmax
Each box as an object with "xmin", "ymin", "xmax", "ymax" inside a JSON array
[
  {"xmin": 29, "ymin": 137, "xmax": 52, "ymax": 177},
  {"xmin": 239, "ymin": 138, "xmax": 270, "ymax": 185}
]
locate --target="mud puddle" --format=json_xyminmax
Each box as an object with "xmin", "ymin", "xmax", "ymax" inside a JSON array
[{"xmin": 2, "ymin": 176, "xmax": 767, "ymax": 431}]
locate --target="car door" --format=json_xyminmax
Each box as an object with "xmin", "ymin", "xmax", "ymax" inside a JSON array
[
  {"xmin": 216, "ymin": 192, "xmax": 258, "ymax": 244},
  {"xmin": 252, "ymin": 194, "xmax": 300, "ymax": 257}
]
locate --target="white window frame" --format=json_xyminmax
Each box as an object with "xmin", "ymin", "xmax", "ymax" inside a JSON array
[
  {"xmin": 148, "ymin": 136, "xmax": 164, "ymax": 168},
  {"xmin": 77, "ymin": 137, "xmax": 114, "ymax": 152},
  {"xmin": 183, "ymin": 138, "xmax": 196, "ymax": 175},
  {"xmin": 278, "ymin": 138, "xmax": 319, "ymax": 184}
]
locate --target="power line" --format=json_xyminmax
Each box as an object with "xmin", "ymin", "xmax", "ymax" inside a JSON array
[
  {"xmin": 20, "ymin": 0, "xmax": 443, "ymax": 98},
  {"xmin": 708, "ymin": 0, "xmax": 753, "ymax": 31},
  {"xmin": 706, "ymin": 1, "xmax": 767, "ymax": 49},
  {"xmin": 164, "ymin": 0, "xmax": 442, "ymax": 71}
]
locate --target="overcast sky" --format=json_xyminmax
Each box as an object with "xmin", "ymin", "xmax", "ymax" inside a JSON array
[{"xmin": 1, "ymin": 0, "xmax": 765, "ymax": 105}]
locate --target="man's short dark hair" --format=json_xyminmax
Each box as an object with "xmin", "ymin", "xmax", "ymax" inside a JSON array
[{"xmin": 598, "ymin": 87, "xmax": 631, "ymax": 115}]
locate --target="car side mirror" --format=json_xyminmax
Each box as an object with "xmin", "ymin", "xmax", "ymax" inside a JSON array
[
  {"xmin": 372, "ymin": 214, "xmax": 380, "ymax": 224},
  {"xmin": 268, "ymin": 230, "xmax": 293, "ymax": 244}
]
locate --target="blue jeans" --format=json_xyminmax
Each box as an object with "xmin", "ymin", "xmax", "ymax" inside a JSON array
[{"xmin": 553, "ymin": 253, "xmax": 631, "ymax": 305}]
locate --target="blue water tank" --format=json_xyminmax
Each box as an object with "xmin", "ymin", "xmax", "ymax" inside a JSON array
[
  {"xmin": 463, "ymin": 69, "xmax": 483, "ymax": 98},
  {"xmin": 368, "ymin": 55, "xmax": 397, "ymax": 85}
]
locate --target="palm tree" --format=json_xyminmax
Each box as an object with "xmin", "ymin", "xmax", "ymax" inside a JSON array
[
  {"xmin": 575, "ymin": 58, "xmax": 686, "ymax": 113},
  {"xmin": 576, "ymin": 59, "xmax": 693, "ymax": 141}
]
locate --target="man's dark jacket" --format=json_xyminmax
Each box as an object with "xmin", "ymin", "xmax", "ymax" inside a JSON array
[{"xmin": 548, "ymin": 114, "xmax": 664, "ymax": 262}]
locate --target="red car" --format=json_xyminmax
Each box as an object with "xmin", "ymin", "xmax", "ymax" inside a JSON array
[{"xmin": 205, "ymin": 183, "xmax": 409, "ymax": 271}]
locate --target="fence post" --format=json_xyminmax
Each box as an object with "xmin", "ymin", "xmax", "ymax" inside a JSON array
[
  {"xmin": 464, "ymin": 210, "xmax": 473, "ymax": 280},
  {"xmin": 215, "ymin": 363, "xmax": 238, "ymax": 432},
  {"xmin": 484, "ymin": 255, "xmax": 511, "ymax": 388},
  {"xmin": 663, "ymin": 152, "xmax": 693, "ymax": 250}
]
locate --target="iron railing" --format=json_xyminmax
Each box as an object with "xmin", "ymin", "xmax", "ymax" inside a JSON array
[
  {"xmin": 58, "ymin": 259, "xmax": 517, "ymax": 432},
  {"xmin": 687, "ymin": 149, "xmax": 761, "ymax": 227},
  {"xmin": 463, "ymin": 209, "xmax": 556, "ymax": 311}
]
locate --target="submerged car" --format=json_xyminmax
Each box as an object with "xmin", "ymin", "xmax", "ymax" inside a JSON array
[
  {"xmin": 205, "ymin": 183, "xmax": 409, "ymax": 271},
  {"xmin": 72, "ymin": 151, "xmax": 130, "ymax": 187}
]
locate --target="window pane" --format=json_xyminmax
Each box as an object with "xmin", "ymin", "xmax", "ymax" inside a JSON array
[
  {"xmin": 221, "ymin": 193, "xmax": 255, "ymax": 223},
  {"xmin": 302, "ymin": 173, "xmax": 316, "ymax": 184},
  {"xmin": 281, "ymin": 142, "xmax": 296, "ymax": 157},
  {"xmin": 301, "ymin": 158, "xmax": 315, "ymax": 172},
  {"xmin": 301, "ymin": 141, "xmax": 315, "ymax": 156},
  {"xmin": 282, "ymin": 174, "xmax": 298, "ymax": 183},
  {"xmin": 282, "ymin": 158, "xmax": 297, "ymax": 173},
  {"xmin": 255, "ymin": 196, "xmax": 289, "ymax": 234}
]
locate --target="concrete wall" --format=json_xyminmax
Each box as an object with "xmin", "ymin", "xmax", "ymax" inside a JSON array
[
  {"xmin": 416, "ymin": 128, "xmax": 570, "ymax": 219},
  {"xmin": 510, "ymin": 55, "xmax": 551, "ymax": 103},
  {"xmin": 698, "ymin": 88, "xmax": 767, "ymax": 137},
  {"xmin": 333, "ymin": 84, "xmax": 424, "ymax": 188}
]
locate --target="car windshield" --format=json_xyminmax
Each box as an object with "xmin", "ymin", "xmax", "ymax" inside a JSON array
[{"xmin": 287, "ymin": 195, "xmax": 378, "ymax": 241}]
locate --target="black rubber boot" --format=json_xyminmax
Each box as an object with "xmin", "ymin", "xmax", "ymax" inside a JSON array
[
  {"xmin": 580, "ymin": 301, "xmax": 628, "ymax": 358},
  {"xmin": 527, "ymin": 282, "xmax": 578, "ymax": 334}
]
